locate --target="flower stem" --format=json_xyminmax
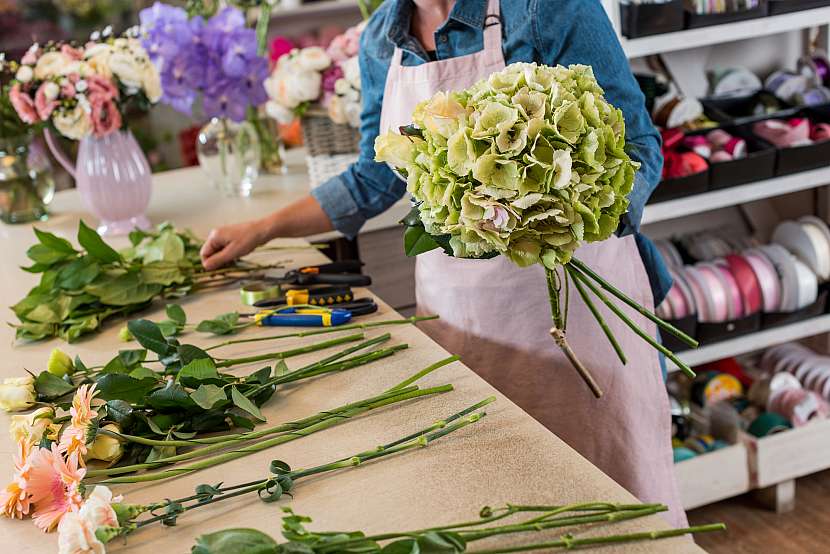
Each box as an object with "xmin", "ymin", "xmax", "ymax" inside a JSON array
[
  {"xmin": 569, "ymin": 270, "xmax": 627, "ymax": 365},
  {"xmin": 568, "ymin": 258, "xmax": 699, "ymax": 349},
  {"xmin": 214, "ymin": 332, "xmax": 365, "ymax": 368},
  {"xmin": 387, "ymin": 355, "xmax": 459, "ymax": 392},
  {"xmin": 203, "ymin": 315, "xmax": 440, "ymax": 351},
  {"xmin": 568, "ymin": 268, "xmax": 696, "ymax": 379}
]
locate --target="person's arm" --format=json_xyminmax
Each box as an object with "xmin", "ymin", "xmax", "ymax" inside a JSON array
[
  {"xmin": 202, "ymin": 15, "xmax": 404, "ymax": 269},
  {"xmin": 532, "ymin": 0, "xmax": 662, "ymax": 235}
]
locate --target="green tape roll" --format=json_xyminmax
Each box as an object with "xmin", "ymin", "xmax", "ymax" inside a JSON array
[
  {"xmin": 748, "ymin": 412, "xmax": 792, "ymax": 438},
  {"xmin": 240, "ymin": 282, "xmax": 282, "ymax": 306}
]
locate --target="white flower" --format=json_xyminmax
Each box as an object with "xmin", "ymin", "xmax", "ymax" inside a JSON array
[
  {"xmin": 9, "ymin": 407, "xmax": 55, "ymax": 446},
  {"xmin": 341, "ymin": 56, "xmax": 361, "ymax": 90},
  {"xmin": 54, "ymin": 105, "xmax": 92, "ymax": 140},
  {"xmin": 15, "ymin": 65, "xmax": 33, "ymax": 83},
  {"xmin": 296, "ymin": 47, "xmax": 331, "ymax": 72},
  {"xmin": 334, "ymin": 78, "xmax": 351, "ymax": 96},
  {"xmin": 344, "ymin": 99, "xmax": 361, "ymax": 127},
  {"xmin": 76, "ymin": 80, "xmax": 88, "ymax": 93},
  {"xmin": 34, "ymin": 52, "xmax": 72, "ymax": 80},
  {"xmin": 79, "ymin": 486, "xmax": 121, "ymax": 528},
  {"xmin": 108, "ymin": 50, "xmax": 144, "ymax": 89},
  {"xmin": 327, "ymin": 94, "xmax": 347, "ymax": 125},
  {"xmin": 84, "ymin": 43, "xmax": 113, "ymax": 79},
  {"xmin": 0, "ymin": 376, "xmax": 36, "ymax": 412},
  {"xmin": 57, "ymin": 511, "xmax": 106, "ymax": 554},
  {"xmin": 265, "ymin": 100, "xmax": 296, "ymax": 124},
  {"xmin": 142, "ymin": 64, "xmax": 162, "ymax": 103},
  {"xmin": 43, "ymin": 81, "xmax": 60, "ymax": 101},
  {"xmin": 264, "ymin": 69, "xmax": 321, "ymax": 109}
]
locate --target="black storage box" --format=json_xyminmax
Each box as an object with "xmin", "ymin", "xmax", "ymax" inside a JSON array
[
  {"xmin": 762, "ymin": 108, "xmax": 830, "ymax": 175},
  {"xmin": 702, "ymin": 91, "xmax": 797, "ymax": 127},
  {"xmin": 661, "ymin": 315, "xmax": 698, "ymax": 353},
  {"xmin": 761, "ymin": 291, "xmax": 828, "ymax": 329},
  {"xmin": 707, "ymin": 131, "xmax": 778, "ymax": 190},
  {"xmin": 767, "ymin": 0, "xmax": 830, "ymax": 16},
  {"xmin": 648, "ymin": 170, "xmax": 709, "ymax": 204},
  {"xmin": 696, "ymin": 312, "xmax": 762, "ymax": 344},
  {"xmin": 621, "ymin": 0, "xmax": 685, "ymax": 38},
  {"xmin": 684, "ymin": 2, "xmax": 768, "ymax": 29}
]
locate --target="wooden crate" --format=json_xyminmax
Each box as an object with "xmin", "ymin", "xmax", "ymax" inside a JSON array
[
  {"xmin": 741, "ymin": 418, "xmax": 830, "ymax": 488},
  {"xmin": 675, "ymin": 443, "xmax": 751, "ymax": 510}
]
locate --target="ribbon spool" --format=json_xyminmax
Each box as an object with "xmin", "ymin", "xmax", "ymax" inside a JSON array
[
  {"xmin": 240, "ymin": 282, "xmax": 283, "ymax": 306},
  {"xmin": 691, "ymin": 370, "xmax": 744, "ymax": 407},
  {"xmin": 710, "ymin": 67, "xmax": 763, "ymax": 98},
  {"xmin": 748, "ymin": 412, "xmax": 792, "ymax": 438},
  {"xmin": 683, "ymin": 434, "xmax": 718, "ymax": 454},
  {"xmin": 769, "ymin": 388, "xmax": 830, "ymax": 427},
  {"xmin": 653, "ymin": 95, "xmax": 704, "ymax": 129},
  {"xmin": 743, "ymin": 249, "xmax": 783, "ymax": 312},
  {"xmin": 673, "ymin": 446, "xmax": 697, "ymax": 463},
  {"xmin": 766, "ymin": 70, "xmax": 811, "ymax": 103},
  {"xmin": 774, "ymin": 218, "xmax": 830, "ymax": 283}
]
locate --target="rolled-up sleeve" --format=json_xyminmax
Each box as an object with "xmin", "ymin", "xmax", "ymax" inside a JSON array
[
  {"xmin": 531, "ymin": 0, "xmax": 662, "ymax": 236},
  {"xmin": 310, "ymin": 25, "xmax": 406, "ymax": 239}
]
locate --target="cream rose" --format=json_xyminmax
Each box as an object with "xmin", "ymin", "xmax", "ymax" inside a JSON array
[
  {"xmin": 15, "ymin": 65, "xmax": 34, "ymax": 83},
  {"xmin": 86, "ymin": 424, "xmax": 124, "ymax": 463},
  {"xmin": 54, "ymin": 105, "xmax": 93, "ymax": 140},
  {"xmin": 34, "ymin": 52, "xmax": 72, "ymax": 80},
  {"xmin": 327, "ymin": 94, "xmax": 347, "ymax": 125},
  {"xmin": 0, "ymin": 376, "xmax": 36, "ymax": 412},
  {"xmin": 296, "ymin": 47, "xmax": 331, "ymax": 72},
  {"xmin": 341, "ymin": 56, "xmax": 361, "ymax": 90},
  {"xmin": 142, "ymin": 64, "xmax": 162, "ymax": 103},
  {"xmin": 265, "ymin": 100, "xmax": 295, "ymax": 124},
  {"xmin": 9, "ymin": 406, "xmax": 55, "ymax": 445},
  {"xmin": 84, "ymin": 43, "xmax": 113, "ymax": 78}
]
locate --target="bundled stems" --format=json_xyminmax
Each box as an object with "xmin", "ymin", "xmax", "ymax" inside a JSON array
[
  {"xmin": 213, "ymin": 332, "xmax": 365, "ymax": 368},
  {"xmin": 570, "ymin": 273, "xmax": 627, "ymax": 365},
  {"xmin": 546, "ymin": 268, "xmax": 604, "ymax": 398}
]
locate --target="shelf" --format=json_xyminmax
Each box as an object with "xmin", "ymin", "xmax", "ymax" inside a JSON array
[
  {"xmin": 642, "ymin": 166, "xmax": 830, "ymax": 225},
  {"xmin": 271, "ymin": 0, "xmax": 359, "ymax": 18},
  {"xmin": 622, "ymin": 7, "xmax": 830, "ymax": 58},
  {"xmin": 667, "ymin": 314, "xmax": 830, "ymax": 371}
]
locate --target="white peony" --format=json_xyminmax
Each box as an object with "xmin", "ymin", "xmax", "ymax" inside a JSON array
[
  {"xmin": 296, "ymin": 47, "xmax": 331, "ymax": 72},
  {"xmin": 265, "ymin": 69, "xmax": 321, "ymax": 109},
  {"xmin": 43, "ymin": 81, "xmax": 60, "ymax": 100},
  {"xmin": 266, "ymin": 100, "xmax": 296, "ymax": 124},
  {"xmin": 34, "ymin": 52, "xmax": 72, "ymax": 80},
  {"xmin": 341, "ymin": 56, "xmax": 361, "ymax": 90},
  {"xmin": 15, "ymin": 65, "xmax": 33, "ymax": 83},
  {"xmin": 54, "ymin": 105, "xmax": 93, "ymax": 140},
  {"xmin": 327, "ymin": 94, "xmax": 347, "ymax": 125},
  {"xmin": 84, "ymin": 42, "xmax": 113, "ymax": 78}
]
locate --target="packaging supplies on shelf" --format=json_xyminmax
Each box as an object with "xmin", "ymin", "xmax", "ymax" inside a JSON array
[
  {"xmin": 761, "ymin": 342, "xmax": 830, "ymax": 404},
  {"xmin": 620, "ymin": 0, "xmax": 685, "ymax": 38},
  {"xmin": 684, "ymin": 0, "xmax": 768, "ymax": 28}
]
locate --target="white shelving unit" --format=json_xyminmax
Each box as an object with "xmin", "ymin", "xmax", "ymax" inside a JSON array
[{"xmin": 271, "ymin": 0, "xmax": 359, "ymax": 18}]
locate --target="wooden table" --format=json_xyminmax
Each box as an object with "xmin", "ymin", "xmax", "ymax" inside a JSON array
[{"xmin": 0, "ymin": 161, "xmax": 704, "ymax": 553}]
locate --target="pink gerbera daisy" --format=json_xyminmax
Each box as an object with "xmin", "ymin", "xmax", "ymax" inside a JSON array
[
  {"xmin": 26, "ymin": 445, "xmax": 85, "ymax": 532},
  {"xmin": 0, "ymin": 441, "xmax": 34, "ymax": 519},
  {"xmin": 58, "ymin": 384, "xmax": 99, "ymax": 466}
]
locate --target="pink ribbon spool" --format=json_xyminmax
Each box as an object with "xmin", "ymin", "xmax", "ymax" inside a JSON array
[
  {"xmin": 723, "ymin": 137, "xmax": 747, "ymax": 159},
  {"xmin": 697, "ymin": 264, "xmax": 730, "ymax": 322},
  {"xmin": 743, "ymin": 250, "xmax": 783, "ymax": 313}
]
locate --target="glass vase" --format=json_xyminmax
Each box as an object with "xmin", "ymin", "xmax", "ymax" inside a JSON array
[
  {"xmin": 0, "ymin": 135, "xmax": 56, "ymax": 224},
  {"xmin": 196, "ymin": 117, "xmax": 261, "ymax": 197},
  {"xmin": 46, "ymin": 129, "xmax": 152, "ymax": 236},
  {"xmin": 252, "ymin": 115, "xmax": 287, "ymax": 175}
]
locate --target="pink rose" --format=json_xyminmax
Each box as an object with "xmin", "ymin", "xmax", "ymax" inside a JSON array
[
  {"xmin": 61, "ymin": 81, "xmax": 76, "ymax": 98},
  {"xmin": 321, "ymin": 64, "xmax": 344, "ymax": 93},
  {"xmin": 34, "ymin": 83, "xmax": 59, "ymax": 120},
  {"xmin": 60, "ymin": 44, "xmax": 84, "ymax": 61},
  {"xmin": 269, "ymin": 36, "xmax": 295, "ymax": 65},
  {"xmin": 90, "ymin": 97, "xmax": 122, "ymax": 137},
  {"xmin": 21, "ymin": 44, "xmax": 40, "ymax": 65},
  {"xmin": 9, "ymin": 84, "xmax": 39, "ymax": 124},
  {"xmin": 85, "ymin": 74, "xmax": 119, "ymax": 102}
]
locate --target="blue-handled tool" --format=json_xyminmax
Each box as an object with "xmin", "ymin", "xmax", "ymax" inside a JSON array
[{"xmin": 254, "ymin": 306, "xmax": 353, "ymax": 327}]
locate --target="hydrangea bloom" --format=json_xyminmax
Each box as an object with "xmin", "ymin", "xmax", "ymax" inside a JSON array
[{"xmin": 375, "ymin": 63, "xmax": 640, "ymax": 270}]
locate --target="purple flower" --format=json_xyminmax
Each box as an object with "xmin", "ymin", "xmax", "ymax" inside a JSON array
[
  {"xmin": 222, "ymin": 28, "xmax": 258, "ymax": 78},
  {"xmin": 243, "ymin": 56, "xmax": 269, "ymax": 107},
  {"xmin": 140, "ymin": 2, "xmax": 191, "ymax": 62},
  {"xmin": 203, "ymin": 80, "xmax": 249, "ymax": 122},
  {"xmin": 321, "ymin": 64, "xmax": 344, "ymax": 93}
]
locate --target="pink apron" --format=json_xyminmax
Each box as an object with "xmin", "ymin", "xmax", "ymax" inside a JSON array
[{"xmin": 378, "ymin": 0, "xmax": 687, "ymax": 527}]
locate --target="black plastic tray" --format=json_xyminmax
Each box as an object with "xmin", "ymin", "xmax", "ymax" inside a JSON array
[
  {"xmin": 702, "ymin": 91, "xmax": 797, "ymax": 127},
  {"xmin": 761, "ymin": 291, "xmax": 828, "ymax": 328},
  {"xmin": 684, "ymin": 3, "xmax": 768, "ymax": 29},
  {"xmin": 696, "ymin": 312, "xmax": 762, "ymax": 344},
  {"xmin": 707, "ymin": 130, "xmax": 778, "ymax": 190},
  {"xmin": 661, "ymin": 314, "xmax": 697, "ymax": 353},
  {"xmin": 648, "ymin": 170, "xmax": 709, "ymax": 204},
  {"xmin": 767, "ymin": 0, "xmax": 830, "ymax": 15},
  {"xmin": 621, "ymin": 0, "xmax": 685, "ymax": 38}
]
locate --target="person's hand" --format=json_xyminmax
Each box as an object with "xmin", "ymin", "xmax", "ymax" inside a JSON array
[{"xmin": 200, "ymin": 219, "xmax": 269, "ymax": 270}]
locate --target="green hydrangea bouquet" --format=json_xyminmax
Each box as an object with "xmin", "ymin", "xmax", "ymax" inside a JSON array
[{"xmin": 376, "ymin": 63, "xmax": 697, "ymax": 397}]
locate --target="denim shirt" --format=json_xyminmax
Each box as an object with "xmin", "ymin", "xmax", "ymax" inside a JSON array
[{"xmin": 310, "ymin": 0, "xmax": 672, "ymax": 303}]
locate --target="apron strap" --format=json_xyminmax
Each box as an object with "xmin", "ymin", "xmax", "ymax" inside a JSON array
[{"xmin": 390, "ymin": 45, "xmax": 403, "ymax": 68}]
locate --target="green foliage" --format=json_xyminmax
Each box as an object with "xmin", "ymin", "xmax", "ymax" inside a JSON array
[
  {"xmin": 196, "ymin": 312, "xmax": 243, "ymax": 335},
  {"xmin": 192, "ymin": 528, "xmax": 278, "ymax": 554}
]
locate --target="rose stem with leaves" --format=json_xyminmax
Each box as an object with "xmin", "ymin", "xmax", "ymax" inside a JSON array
[
  {"xmin": 202, "ymin": 315, "xmax": 439, "ymax": 351},
  {"xmin": 87, "ymin": 357, "xmax": 462, "ymax": 480},
  {"xmin": 545, "ymin": 268, "xmax": 603, "ymax": 398},
  {"xmin": 566, "ymin": 266, "xmax": 696, "ymax": 378},
  {"xmin": 113, "ymin": 402, "xmax": 489, "ymax": 530}
]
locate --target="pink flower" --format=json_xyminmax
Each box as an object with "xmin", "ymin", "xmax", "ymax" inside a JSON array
[
  {"xmin": 269, "ymin": 36, "xmax": 295, "ymax": 65},
  {"xmin": 321, "ymin": 64, "xmax": 344, "ymax": 94},
  {"xmin": 0, "ymin": 441, "xmax": 34, "ymax": 520},
  {"xmin": 35, "ymin": 83, "xmax": 60, "ymax": 120},
  {"xmin": 90, "ymin": 99, "xmax": 122, "ymax": 138},
  {"xmin": 326, "ymin": 23, "xmax": 364, "ymax": 62},
  {"xmin": 58, "ymin": 384, "xmax": 99, "ymax": 465},
  {"xmin": 21, "ymin": 44, "xmax": 40, "ymax": 65},
  {"xmin": 9, "ymin": 83, "xmax": 39, "ymax": 124},
  {"xmin": 60, "ymin": 44, "xmax": 84, "ymax": 61},
  {"xmin": 85, "ymin": 75, "xmax": 119, "ymax": 102},
  {"xmin": 26, "ymin": 445, "xmax": 85, "ymax": 532}
]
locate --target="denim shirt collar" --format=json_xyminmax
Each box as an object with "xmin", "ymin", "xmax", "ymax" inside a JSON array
[{"xmin": 385, "ymin": 0, "xmax": 487, "ymax": 56}]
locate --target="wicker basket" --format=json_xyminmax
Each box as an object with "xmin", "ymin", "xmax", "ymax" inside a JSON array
[{"xmin": 301, "ymin": 114, "xmax": 361, "ymax": 156}]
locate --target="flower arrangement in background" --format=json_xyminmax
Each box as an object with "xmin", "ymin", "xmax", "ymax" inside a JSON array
[
  {"xmin": 139, "ymin": 2, "xmax": 269, "ymax": 122},
  {"xmin": 2, "ymin": 32, "xmax": 161, "ymax": 141},
  {"xmin": 264, "ymin": 22, "xmax": 365, "ymax": 128}
]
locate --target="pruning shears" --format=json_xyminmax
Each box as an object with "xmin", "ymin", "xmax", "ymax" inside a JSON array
[
  {"xmin": 253, "ymin": 286, "xmax": 356, "ymax": 309},
  {"xmin": 271, "ymin": 261, "xmax": 371, "ymax": 287},
  {"xmin": 253, "ymin": 306, "xmax": 353, "ymax": 327}
]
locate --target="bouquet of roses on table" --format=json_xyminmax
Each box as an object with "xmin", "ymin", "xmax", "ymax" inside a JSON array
[
  {"xmin": 263, "ymin": 21, "xmax": 365, "ymax": 128},
  {"xmin": 376, "ymin": 63, "xmax": 699, "ymax": 397},
  {"xmin": 3, "ymin": 30, "xmax": 161, "ymax": 141}
]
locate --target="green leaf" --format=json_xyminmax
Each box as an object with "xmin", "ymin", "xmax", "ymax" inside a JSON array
[
  {"xmin": 128, "ymin": 229, "xmax": 149, "ymax": 246},
  {"xmin": 190, "ymin": 384, "xmax": 227, "ymax": 410},
  {"xmin": 147, "ymin": 382, "xmax": 196, "ymax": 411},
  {"xmin": 34, "ymin": 228, "xmax": 76, "ymax": 254},
  {"xmin": 246, "ymin": 367, "xmax": 272, "ymax": 385},
  {"xmin": 96, "ymin": 374, "xmax": 159, "ymax": 404},
  {"xmin": 78, "ymin": 220, "xmax": 122, "ymax": 263},
  {"xmin": 404, "ymin": 225, "xmax": 440, "ymax": 257},
  {"xmin": 129, "ymin": 366, "xmax": 159, "ymax": 380},
  {"xmin": 119, "ymin": 349, "xmax": 148, "ymax": 367},
  {"xmin": 158, "ymin": 320, "xmax": 181, "ymax": 337},
  {"xmin": 228, "ymin": 412, "xmax": 256, "ymax": 430},
  {"xmin": 56, "ymin": 257, "xmax": 101, "ymax": 290},
  {"xmin": 141, "ymin": 262, "xmax": 187, "ymax": 286},
  {"xmin": 166, "ymin": 304, "xmax": 186, "ymax": 326},
  {"xmin": 105, "ymin": 400, "xmax": 134, "ymax": 426},
  {"xmin": 192, "ymin": 529, "xmax": 279, "ymax": 554},
  {"xmin": 146, "ymin": 444, "xmax": 177, "ymax": 463},
  {"xmin": 128, "ymin": 320, "xmax": 172, "ymax": 356},
  {"xmin": 178, "ymin": 344, "xmax": 212, "ymax": 366},
  {"xmin": 195, "ymin": 312, "xmax": 240, "ymax": 335},
  {"xmin": 85, "ymin": 272, "xmax": 162, "ymax": 306},
  {"xmin": 34, "ymin": 371, "xmax": 75, "ymax": 399},
  {"xmin": 139, "ymin": 230, "xmax": 185, "ymax": 264},
  {"xmin": 177, "ymin": 358, "xmax": 222, "ymax": 388},
  {"xmin": 26, "ymin": 244, "xmax": 75, "ymax": 266},
  {"xmin": 231, "ymin": 387, "xmax": 264, "ymax": 421}
]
